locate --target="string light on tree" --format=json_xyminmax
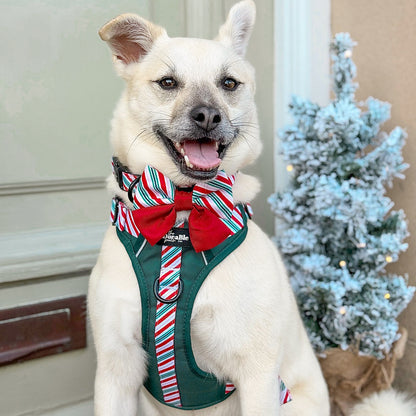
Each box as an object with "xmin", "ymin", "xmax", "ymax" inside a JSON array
[
  {"xmin": 384, "ymin": 293, "xmax": 391, "ymax": 300},
  {"xmin": 352, "ymin": 237, "xmax": 366, "ymax": 248},
  {"xmin": 344, "ymin": 49, "xmax": 352, "ymax": 58},
  {"xmin": 339, "ymin": 306, "xmax": 347, "ymax": 315},
  {"xmin": 385, "ymin": 255, "xmax": 393, "ymax": 263},
  {"xmin": 286, "ymin": 164, "xmax": 294, "ymax": 173},
  {"xmin": 339, "ymin": 260, "xmax": 347, "ymax": 268}
]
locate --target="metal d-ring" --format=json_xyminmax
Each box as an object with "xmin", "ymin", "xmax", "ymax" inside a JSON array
[
  {"xmin": 127, "ymin": 177, "xmax": 141, "ymax": 203},
  {"xmin": 153, "ymin": 278, "xmax": 183, "ymax": 304}
]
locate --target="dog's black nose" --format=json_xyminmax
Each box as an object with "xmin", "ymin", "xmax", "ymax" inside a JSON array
[{"xmin": 191, "ymin": 106, "xmax": 221, "ymax": 132}]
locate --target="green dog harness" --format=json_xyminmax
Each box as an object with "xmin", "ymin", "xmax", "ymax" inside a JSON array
[
  {"xmin": 110, "ymin": 162, "xmax": 292, "ymax": 410},
  {"xmin": 117, "ymin": 213, "xmax": 248, "ymax": 409}
]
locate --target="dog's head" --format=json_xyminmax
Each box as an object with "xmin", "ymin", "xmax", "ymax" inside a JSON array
[{"xmin": 100, "ymin": 0, "xmax": 260, "ymax": 186}]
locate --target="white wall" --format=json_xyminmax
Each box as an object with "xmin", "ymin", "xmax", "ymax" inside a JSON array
[{"xmin": 273, "ymin": 0, "xmax": 331, "ymax": 195}]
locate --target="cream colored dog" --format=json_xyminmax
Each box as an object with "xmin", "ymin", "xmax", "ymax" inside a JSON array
[{"xmin": 88, "ymin": 1, "xmax": 330, "ymax": 415}]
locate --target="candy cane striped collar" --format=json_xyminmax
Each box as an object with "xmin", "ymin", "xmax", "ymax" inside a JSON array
[
  {"xmin": 112, "ymin": 157, "xmax": 199, "ymax": 205},
  {"xmin": 110, "ymin": 160, "xmax": 253, "ymax": 250}
]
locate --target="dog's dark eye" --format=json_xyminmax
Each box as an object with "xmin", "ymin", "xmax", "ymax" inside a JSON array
[
  {"xmin": 158, "ymin": 77, "xmax": 178, "ymax": 90},
  {"xmin": 222, "ymin": 78, "xmax": 239, "ymax": 91}
]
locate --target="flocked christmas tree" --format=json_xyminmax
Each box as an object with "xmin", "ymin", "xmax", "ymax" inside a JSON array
[{"xmin": 269, "ymin": 33, "xmax": 415, "ymax": 359}]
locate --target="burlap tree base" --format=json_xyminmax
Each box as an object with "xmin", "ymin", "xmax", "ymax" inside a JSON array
[{"xmin": 318, "ymin": 328, "xmax": 408, "ymax": 416}]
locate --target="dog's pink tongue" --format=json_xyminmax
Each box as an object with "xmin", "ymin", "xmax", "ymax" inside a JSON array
[{"xmin": 183, "ymin": 140, "xmax": 221, "ymax": 170}]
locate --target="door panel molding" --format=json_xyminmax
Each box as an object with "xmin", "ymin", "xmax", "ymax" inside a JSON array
[
  {"xmin": 0, "ymin": 178, "xmax": 106, "ymax": 197},
  {"xmin": 0, "ymin": 224, "xmax": 107, "ymax": 284}
]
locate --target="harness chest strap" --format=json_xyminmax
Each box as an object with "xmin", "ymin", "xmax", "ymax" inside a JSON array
[{"xmin": 154, "ymin": 231, "xmax": 185, "ymax": 406}]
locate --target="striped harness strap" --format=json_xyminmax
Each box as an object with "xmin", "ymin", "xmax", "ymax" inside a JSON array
[
  {"xmin": 155, "ymin": 234, "xmax": 184, "ymax": 405},
  {"xmin": 111, "ymin": 161, "xmax": 292, "ymax": 409}
]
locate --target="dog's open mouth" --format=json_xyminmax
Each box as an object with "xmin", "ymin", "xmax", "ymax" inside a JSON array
[{"xmin": 157, "ymin": 131, "xmax": 228, "ymax": 180}]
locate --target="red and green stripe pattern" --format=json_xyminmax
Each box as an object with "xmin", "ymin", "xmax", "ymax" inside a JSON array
[
  {"xmin": 112, "ymin": 165, "xmax": 248, "ymax": 241},
  {"xmin": 279, "ymin": 376, "xmax": 292, "ymax": 404},
  {"xmin": 154, "ymin": 232, "xmax": 184, "ymax": 407},
  {"xmin": 110, "ymin": 199, "xmax": 140, "ymax": 237}
]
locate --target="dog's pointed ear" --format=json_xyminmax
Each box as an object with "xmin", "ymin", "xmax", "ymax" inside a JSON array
[
  {"xmin": 99, "ymin": 14, "xmax": 167, "ymax": 77},
  {"xmin": 216, "ymin": 0, "xmax": 256, "ymax": 57}
]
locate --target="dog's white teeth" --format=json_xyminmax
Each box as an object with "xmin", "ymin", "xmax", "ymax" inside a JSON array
[
  {"xmin": 174, "ymin": 142, "xmax": 186, "ymax": 156},
  {"xmin": 185, "ymin": 156, "xmax": 194, "ymax": 169},
  {"xmin": 215, "ymin": 142, "xmax": 219, "ymax": 150},
  {"xmin": 184, "ymin": 155, "xmax": 192, "ymax": 168}
]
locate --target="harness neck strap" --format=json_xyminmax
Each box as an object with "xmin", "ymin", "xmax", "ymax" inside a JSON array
[{"xmin": 112, "ymin": 157, "xmax": 145, "ymax": 201}]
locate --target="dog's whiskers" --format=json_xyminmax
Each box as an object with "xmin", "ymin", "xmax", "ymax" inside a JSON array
[{"xmin": 126, "ymin": 129, "xmax": 156, "ymax": 156}]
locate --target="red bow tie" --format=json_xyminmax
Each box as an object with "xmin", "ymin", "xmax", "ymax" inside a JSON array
[{"xmin": 129, "ymin": 166, "xmax": 238, "ymax": 252}]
